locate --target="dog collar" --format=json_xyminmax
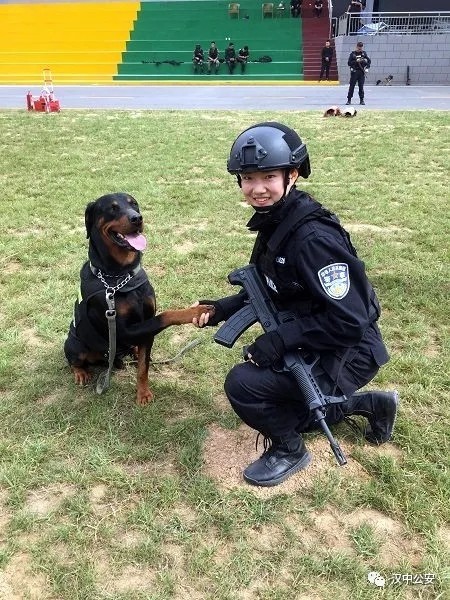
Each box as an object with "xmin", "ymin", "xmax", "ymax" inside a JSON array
[{"xmin": 89, "ymin": 262, "xmax": 141, "ymax": 279}]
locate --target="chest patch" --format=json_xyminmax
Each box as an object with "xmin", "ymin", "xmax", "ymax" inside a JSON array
[{"xmin": 318, "ymin": 263, "xmax": 350, "ymax": 300}]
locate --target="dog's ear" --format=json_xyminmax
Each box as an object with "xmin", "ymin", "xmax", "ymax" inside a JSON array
[{"xmin": 85, "ymin": 202, "xmax": 96, "ymax": 239}]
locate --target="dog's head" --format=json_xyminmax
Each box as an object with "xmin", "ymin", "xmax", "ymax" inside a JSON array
[
  {"xmin": 85, "ymin": 193, "xmax": 147, "ymax": 271},
  {"xmin": 323, "ymin": 105, "xmax": 342, "ymax": 117}
]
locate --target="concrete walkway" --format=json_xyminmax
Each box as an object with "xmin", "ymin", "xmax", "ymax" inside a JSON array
[{"xmin": 1, "ymin": 84, "xmax": 449, "ymax": 110}]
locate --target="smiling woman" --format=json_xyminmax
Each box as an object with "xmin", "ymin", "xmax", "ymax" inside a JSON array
[
  {"xmin": 196, "ymin": 121, "xmax": 397, "ymax": 488},
  {"xmin": 240, "ymin": 170, "xmax": 298, "ymax": 210}
]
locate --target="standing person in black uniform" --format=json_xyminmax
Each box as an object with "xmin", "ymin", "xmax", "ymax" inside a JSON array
[
  {"xmin": 319, "ymin": 39, "xmax": 333, "ymax": 81},
  {"xmin": 195, "ymin": 122, "xmax": 398, "ymax": 488},
  {"xmin": 225, "ymin": 42, "xmax": 237, "ymax": 75},
  {"xmin": 347, "ymin": 0, "xmax": 363, "ymax": 34},
  {"xmin": 207, "ymin": 41, "xmax": 220, "ymax": 74},
  {"xmin": 237, "ymin": 45, "xmax": 249, "ymax": 74},
  {"xmin": 346, "ymin": 41, "xmax": 370, "ymax": 105}
]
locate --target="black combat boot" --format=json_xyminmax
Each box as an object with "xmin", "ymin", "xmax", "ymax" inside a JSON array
[
  {"xmin": 343, "ymin": 390, "xmax": 399, "ymax": 444},
  {"xmin": 243, "ymin": 434, "xmax": 312, "ymax": 487}
]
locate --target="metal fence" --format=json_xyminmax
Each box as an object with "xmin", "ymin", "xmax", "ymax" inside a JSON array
[{"xmin": 335, "ymin": 12, "xmax": 450, "ymax": 37}]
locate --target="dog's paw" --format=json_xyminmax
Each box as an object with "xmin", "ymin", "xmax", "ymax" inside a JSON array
[
  {"xmin": 194, "ymin": 304, "xmax": 215, "ymax": 319},
  {"xmin": 72, "ymin": 367, "xmax": 91, "ymax": 386},
  {"xmin": 136, "ymin": 387, "xmax": 154, "ymax": 406}
]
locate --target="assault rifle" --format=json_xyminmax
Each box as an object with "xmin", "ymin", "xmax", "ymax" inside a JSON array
[{"xmin": 214, "ymin": 264, "xmax": 347, "ymax": 466}]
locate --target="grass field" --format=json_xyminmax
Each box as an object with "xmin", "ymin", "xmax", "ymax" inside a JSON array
[{"xmin": 0, "ymin": 109, "xmax": 449, "ymax": 600}]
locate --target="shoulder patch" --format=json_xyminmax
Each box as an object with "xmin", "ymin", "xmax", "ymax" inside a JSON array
[{"xmin": 318, "ymin": 263, "xmax": 350, "ymax": 300}]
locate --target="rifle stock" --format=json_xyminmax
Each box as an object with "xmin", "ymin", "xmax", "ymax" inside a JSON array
[{"xmin": 214, "ymin": 264, "xmax": 347, "ymax": 466}]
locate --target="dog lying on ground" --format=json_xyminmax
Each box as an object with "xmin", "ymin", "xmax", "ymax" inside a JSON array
[
  {"xmin": 376, "ymin": 74, "xmax": 393, "ymax": 86},
  {"xmin": 64, "ymin": 192, "xmax": 214, "ymax": 405}
]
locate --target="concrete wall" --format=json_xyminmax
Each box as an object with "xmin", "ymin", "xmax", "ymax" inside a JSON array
[
  {"xmin": 334, "ymin": 34, "xmax": 450, "ymax": 85},
  {"xmin": 376, "ymin": 1, "xmax": 449, "ymax": 11},
  {"xmin": 331, "ymin": 1, "xmax": 449, "ymax": 17}
]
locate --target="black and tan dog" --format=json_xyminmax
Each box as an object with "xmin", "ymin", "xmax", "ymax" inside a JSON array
[{"xmin": 64, "ymin": 192, "xmax": 214, "ymax": 405}]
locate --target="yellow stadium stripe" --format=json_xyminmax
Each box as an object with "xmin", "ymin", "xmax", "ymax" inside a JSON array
[{"xmin": 0, "ymin": 2, "xmax": 140, "ymax": 83}]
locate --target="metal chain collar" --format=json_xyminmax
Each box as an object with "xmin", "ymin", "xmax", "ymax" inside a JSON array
[{"xmin": 95, "ymin": 269, "xmax": 133, "ymax": 297}]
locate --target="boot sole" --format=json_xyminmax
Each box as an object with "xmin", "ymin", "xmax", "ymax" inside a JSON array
[
  {"xmin": 365, "ymin": 390, "xmax": 399, "ymax": 444},
  {"xmin": 243, "ymin": 451, "xmax": 313, "ymax": 488}
]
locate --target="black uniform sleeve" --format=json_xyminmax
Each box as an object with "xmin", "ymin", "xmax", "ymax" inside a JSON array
[
  {"xmin": 277, "ymin": 231, "xmax": 375, "ymax": 351},
  {"xmin": 348, "ymin": 52, "xmax": 357, "ymax": 69}
]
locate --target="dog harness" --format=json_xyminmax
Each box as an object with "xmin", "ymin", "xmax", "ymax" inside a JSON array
[{"xmin": 70, "ymin": 261, "xmax": 150, "ymax": 393}]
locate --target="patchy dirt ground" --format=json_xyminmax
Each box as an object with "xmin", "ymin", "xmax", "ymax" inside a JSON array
[
  {"xmin": 202, "ymin": 423, "xmax": 423, "ymax": 568},
  {"xmin": 0, "ymin": 421, "xmax": 429, "ymax": 598},
  {"xmin": 202, "ymin": 422, "xmax": 372, "ymax": 498}
]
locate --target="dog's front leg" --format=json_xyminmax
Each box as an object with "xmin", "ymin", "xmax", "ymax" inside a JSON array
[
  {"xmin": 136, "ymin": 342, "xmax": 154, "ymax": 405},
  {"xmin": 72, "ymin": 365, "xmax": 92, "ymax": 386}
]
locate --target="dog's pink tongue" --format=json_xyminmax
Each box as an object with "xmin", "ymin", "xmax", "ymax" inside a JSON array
[{"xmin": 125, "ymin": 233, "xmax": 147, "ymax": 251}]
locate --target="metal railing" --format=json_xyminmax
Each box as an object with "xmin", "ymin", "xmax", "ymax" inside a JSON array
[{"xmin": 336, "ymin": 12, "xmax": 450, "ymax": 37}]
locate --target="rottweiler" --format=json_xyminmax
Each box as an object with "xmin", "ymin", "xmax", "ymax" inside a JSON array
[{"xmin": 64, "ymin": 192, "xmax": 214, "ymax": 405}]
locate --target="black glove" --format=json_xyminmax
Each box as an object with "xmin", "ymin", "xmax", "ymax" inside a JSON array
[
  {"xmin": 198, "ymin": 292, "xmax": 247, "ymax": 327},
  {"xmin": 246, "ymin": 331, "xmax": 285, "ymax": 368}
]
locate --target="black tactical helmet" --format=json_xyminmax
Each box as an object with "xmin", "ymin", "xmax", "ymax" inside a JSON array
[{"xmin": 227, "ymin": 122, "xmax": 311, "ymax": 179}]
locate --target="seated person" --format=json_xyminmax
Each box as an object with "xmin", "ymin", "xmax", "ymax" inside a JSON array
[
  {"xmin": 237, "ymin": 45, "xmax": 250, "ymax": 73},
  {"xmin": 314, "ymin": 0, "xmax": 323, "ymax": 18},
  {"xmin": 225, "ymin": 42, "xmax": 237, "ymax": 74},
  {"xmin": 290, "ymin": 0, "xmax": 302, "ymax": 18},
  {"xmin": 192, "ymin": 44, "xmax": 204, "ymax": 73},
  {"xmin": 207, "ymin": 41, "xmax": 220, "ymax": 74}
]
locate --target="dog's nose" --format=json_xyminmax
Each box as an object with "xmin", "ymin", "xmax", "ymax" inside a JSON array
[{"xmin": 128, "ymin": 211, "xmax": 143, "ymax": 226}]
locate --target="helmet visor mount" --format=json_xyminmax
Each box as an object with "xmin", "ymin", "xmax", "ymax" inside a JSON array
[{"xmin": 227, "ymin": 122, "xmax": 310, "ymax": 179}]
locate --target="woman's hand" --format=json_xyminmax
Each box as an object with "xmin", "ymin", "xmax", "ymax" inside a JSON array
[{"xmin": 191, "ymin": 301, "xmax": 211, "ymax": 327}]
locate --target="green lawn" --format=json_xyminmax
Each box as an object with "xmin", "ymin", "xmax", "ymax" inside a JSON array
[{"xmin": 0, "ymin": 110, "xmax": 448, "ymax": 599}]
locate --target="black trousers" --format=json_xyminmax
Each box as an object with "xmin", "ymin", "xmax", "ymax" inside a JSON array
[
  {"xmin": 347, "ymin": 70, "xmax": 365, "ymax": 101},
  {"xmin": 226, "ymin": 60, "xmax": 236, "ymax": 74},
  {"xmin": 237, "ymin": 59, "xmax": 247, "ymax": 73},
  {"xmin": 224, "ymin": 355, "xmax": 379, "ymax": 444},
  {"xmin": 319, "ymin": 60, "xmax": 330, "ymax": 80}
]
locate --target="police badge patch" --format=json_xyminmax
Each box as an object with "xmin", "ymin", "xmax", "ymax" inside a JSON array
[{"xmin": 318, "ymin": 263, "xmax": 350, "ymax": 299}]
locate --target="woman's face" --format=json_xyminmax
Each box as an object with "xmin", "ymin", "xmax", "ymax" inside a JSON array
[{"xmin": 240, "ymin": 169, "xmax": 298, "ymax": 209}]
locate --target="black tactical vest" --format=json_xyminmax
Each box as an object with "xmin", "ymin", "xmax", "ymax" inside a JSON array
[
  {"xmin": 71, "ymin": 261, "xmax": 151, "ymax": 353},
  {"xmin": 250, "ymin": 194, "xmax": 380, "ymax": 321}
]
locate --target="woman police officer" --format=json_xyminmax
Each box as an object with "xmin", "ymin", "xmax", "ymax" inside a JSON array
[{"xmin": 195, "ymin": 122, "xmax": 398, "ymax": 487}]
